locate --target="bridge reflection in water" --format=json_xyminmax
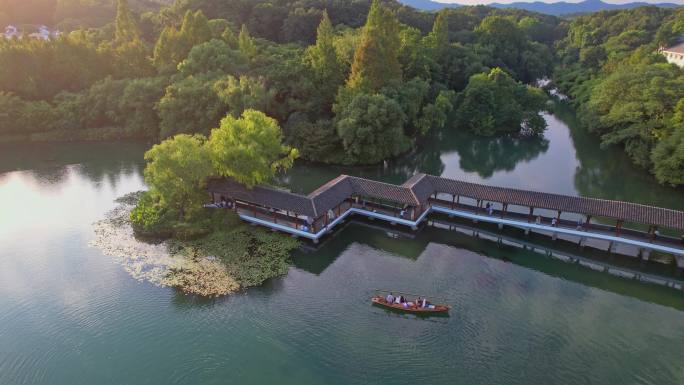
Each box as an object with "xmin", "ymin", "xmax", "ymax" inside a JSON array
[{"xmin": 207, "ymin": 173, "xmax": 684, "ymax": 272}]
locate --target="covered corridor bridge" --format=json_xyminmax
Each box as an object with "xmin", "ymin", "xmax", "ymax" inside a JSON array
[{"xmin": 206, "ymin": 174, "xmax": 684, "ymax": 264}]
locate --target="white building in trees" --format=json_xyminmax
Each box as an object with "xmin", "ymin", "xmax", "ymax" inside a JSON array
[{"xmin": 661, "ymin": 37, "xmax": 684, "ymax": 68}]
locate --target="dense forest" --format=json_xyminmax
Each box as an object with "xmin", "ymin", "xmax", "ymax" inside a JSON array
[
  {"xmin": 0, "ymin": 0, "xmax": 682, "ymax": 184},
  {"xmin": 554, "ymin": 7, "xmax": 684, "ymax": 185}
]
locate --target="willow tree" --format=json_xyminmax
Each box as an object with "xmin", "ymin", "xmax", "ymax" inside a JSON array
[
  {"xmin": 207, "ymin": 110, "xmax": 299, "ymax": 188},
  {"xmin": 142, "ymin": 134, "xmax": 214, "ymax": 220},
  {"xmin": 346, "ymin": 0, "xmax": 402, "ymax": 92}
]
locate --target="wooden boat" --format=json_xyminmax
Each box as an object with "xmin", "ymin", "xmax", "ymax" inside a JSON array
[{"xmin": 371, "ymin": 296, "xmax": 450, "ymax": 315}]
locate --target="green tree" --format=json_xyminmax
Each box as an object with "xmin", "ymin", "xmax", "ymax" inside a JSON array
[
  {"xmin": 347, "ymin": 0, "xmax": 402, "ymax": 92},
  {"xmin": 334, "ymin": 92, "xmax": 410, "ymax": 164},
  {"xmin": 214, "ymin": 76, "xmax": 276, "ymax": 118},
  {"xmin": 380, "ymin": 78, "xmax": 429, "ymax": 134},
  {"xmin": 425, "ymin": 10, "xmax": 449, "ymax": 63},
  {"xmin": 652, "ymin": 100, "xmax": 684, "ymax": 186},
  {"xmin": 221, "ymin": 27, "xmax": 239, "ymax": 49},
  {"xmin": 416, "ymin": 90, "xmax": 456, "ymax": 136},
  {"xmin": 304, "ymin": 10, "xmax": 346, "ymax": 112},
  {"xmin": 181, "ymin": 10, "xmax": 213, "ymax": 48},
  {"xmin": 157, "ymin": 74, "xmax": 226, "ymax": 138},
  {"xmin": 456, "ymin": 68, "xmax": 547, "ymax": 136},
  {"xmin": 585, "ymin": 63, "xmax": 684, "ymax": 168},
  {"xmin": 143, "ymin": 134, "xmax": 214, "ymax": 220},
  {"xmin": 207, "ymin": 109, "xmax": 299, "ymax": 188},
  {"xmin": 114, "ymin": 0, "xmax": 140, "ymax": 45},
  {"xmin": 152, "ymin": 10, "xmax": 213, "ymax": 73},
  {"xmin": 178, "ymin": 39, "xmax": 248, "ymax": 77},
  {"xmin": 238, "ymin": 24, "xmax": 257, "ymax": 58},
  {"xmin": 153, "ymin": 26, "xmax": 184, "ymax": 72},
  {"xmin": 118, "ymin": 76, "xmax": 169, "ymax": 138}
]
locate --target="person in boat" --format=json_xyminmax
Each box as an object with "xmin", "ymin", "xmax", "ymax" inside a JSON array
[
  {"xmin": 421, "ymin": 298, "xmax": 429, "ymax": 308},
  {"xmin": 386, "ymin": 292, "xmax": 395, "ymax": 304}
]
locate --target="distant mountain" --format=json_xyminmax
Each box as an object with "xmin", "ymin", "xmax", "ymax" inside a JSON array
[
  {"xmin": 398, "ymin": 0, "xmax": 460, "ymax": 10},
  {"xmin": 398, "ymin": 0, "xmax": 682, "ymax": 15}
]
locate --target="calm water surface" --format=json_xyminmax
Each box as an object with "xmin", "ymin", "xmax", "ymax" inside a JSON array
[{"xmin": 1, "ymin": 109, "xmax": 684, "ymax": 385}]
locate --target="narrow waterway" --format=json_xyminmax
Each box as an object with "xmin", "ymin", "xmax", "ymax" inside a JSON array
[{"xmin": 1, "ymin": 109, "xmax": 683, "ymax": 385}]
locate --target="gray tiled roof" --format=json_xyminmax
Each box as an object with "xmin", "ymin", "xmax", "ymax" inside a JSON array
[
  {"xmin": 425, "ymin": 176, "xmax": 684, "ymax": 230},
  {"xmin": 206, "ymin": 178, "xmax": 316, "ymax": 217},
  {"xmin": 347, "ymin": 176, "xmax": 418, "ymax": 206},
  {"xmin": 307, "ymin": 175, "xmax": 355, "ymax": 215},
  {"xmin": 207, "ymin": 174, "xmax": 684, "ymax": 230},
  {"xmin": 402, "ymin": 173, "xmax": 434, "ymax": 204}
]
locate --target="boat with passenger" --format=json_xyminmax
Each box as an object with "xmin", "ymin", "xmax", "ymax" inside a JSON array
[{"xmin": 371, "ymin": 293, "xmax": 450, "ymax": 315}]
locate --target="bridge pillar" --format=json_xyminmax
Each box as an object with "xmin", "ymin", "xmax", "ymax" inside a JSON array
[
  {"xmin": 498, "ymin": 223, "xmax": 504, "ymax": 230},
  {"xmin": 552, "ymin": 232, "xmax": 558, "ymax": 241},
  {"xmin": 608, "ymin": 241, "xmax": 615, "ymax": 253},
  {"xmin": 639, "ymin": 248, "xmax": 651, "ymax": 261},
  {"xmin": 524, "ymin": 228, "xmax": 530, "ymax": 235},
  {"xmin": 579, "ymin": 236, "xmax": 586, "ymax": 248}
]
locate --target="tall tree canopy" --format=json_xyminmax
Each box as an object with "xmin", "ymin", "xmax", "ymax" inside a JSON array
[
  {"xmin": 456, "ymin": 68, "xmax": 547, "ymax": 136},
  {"xmin": 304, "ymin": 10, "xmax": 346, "ymax": 113},
  {"xmin": 142, "ymin": 134, "xmax": 214, "ymax": 220},
  {"xmin": 334, "ymin": 92, "xmax": 410, "ymax": 164},
  {"xmin": 114, "ymin": 0, "xmax": 140, "ymax": 45},
  {"xmin": 207, "ymin": 109, "xmax": 299, "ymax": 188},
  {"xmin": 347, "ymin": 0, "xmax": 402, "ymax": 92},
  {"xmin": 153, "ymin": 10, "xmax": 213, "ymax": 73}
]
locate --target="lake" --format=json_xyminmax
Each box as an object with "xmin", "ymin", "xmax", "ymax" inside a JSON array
[{"xmin": 1, "ymin": 106, "xmax": 684, "ymax": 385}]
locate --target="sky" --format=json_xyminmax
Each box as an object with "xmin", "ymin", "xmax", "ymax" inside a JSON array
[{"xmin": 436, "ymin": 0, "xmax": 684, "ymax": 4}]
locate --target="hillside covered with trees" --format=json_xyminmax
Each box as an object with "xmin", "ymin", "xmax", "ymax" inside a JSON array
[
  {"xmin": 554, "ymin": 6, "xmax": 684, "ymax": 185},
  {"xmin": 0, "ymin": 0, "xmax": 682, "ymax": 184}
]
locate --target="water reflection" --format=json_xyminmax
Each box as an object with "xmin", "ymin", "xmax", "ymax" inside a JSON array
[
  {"xmin": 446, "ymin": 132, "xmax": 549, "ymax": 178},
  {"xmin": 0, "ymin": 141, "xmax": 147, "ymax": 189},
  {"xmin": 554, "ymin": 104, "xmax": 684, "ymax": 210},
  {"xmin": 282, "ymin": 106, "xmax": 683, "ymax": 212},
  {"xmin": 280, "ymin": 122, "xmax": 551, "ymax": 193},
  {"xmin": 1, "ymin": 135, "xmax": 684, "ymax": 385},
  {"xmin": 293, "ymin": 220, "xmax": 684, "ymax": 311}
]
